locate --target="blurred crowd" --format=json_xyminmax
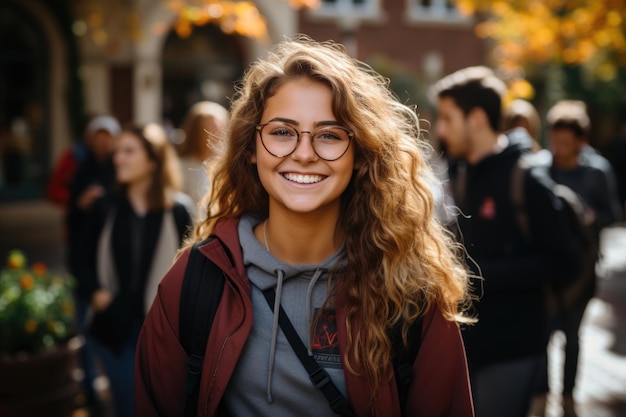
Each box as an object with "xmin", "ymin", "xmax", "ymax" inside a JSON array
[
  {"xmin": 44, "ymin": 62, "xmax": 625, "ymax": 417},
  {"xmin": 45, "ymin": 102, "xmax": 228, "ymax": 417}
]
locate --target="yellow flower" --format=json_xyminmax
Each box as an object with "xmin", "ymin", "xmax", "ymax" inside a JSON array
[
  {"xmin": 1, "ymin": 250, "xmax": 77, "ymax": 355},
  {"xmin": 7, "ymin": 250, "xmax": 26, "ymax": 270}
]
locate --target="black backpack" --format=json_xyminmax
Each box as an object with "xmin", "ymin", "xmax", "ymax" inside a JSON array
[
  {"xmin": 510, "ymin": 154, "xmax": 599, "ymax": 312},
  {"xmin": 178, "ymin": 237, "xmax": 423, "ymax": 417}
]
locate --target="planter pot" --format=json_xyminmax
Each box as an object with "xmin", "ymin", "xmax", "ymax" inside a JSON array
[{"xmin": 0, "ymin": 336, "xmax": 84, "ymax": 417}]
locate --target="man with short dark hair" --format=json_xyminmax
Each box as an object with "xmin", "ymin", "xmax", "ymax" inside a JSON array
[{"xmin": 430, "ymin": 67, "xmax": 580, "ymax": 417}]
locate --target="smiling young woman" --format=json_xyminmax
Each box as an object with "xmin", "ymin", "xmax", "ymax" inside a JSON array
[{"xmin": 136, "ymin": 36, "xmax": 475, "ymax": 417}]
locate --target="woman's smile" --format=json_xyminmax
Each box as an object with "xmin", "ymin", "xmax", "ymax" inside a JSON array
[{"xmin": 281, "ymin": 172, "xmax": 326, "ymax": 184}]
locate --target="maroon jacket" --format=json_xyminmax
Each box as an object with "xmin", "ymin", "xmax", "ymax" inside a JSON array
[{"xmin": 135, "ymin": 217, "xmax": 474, "ymax": 417}]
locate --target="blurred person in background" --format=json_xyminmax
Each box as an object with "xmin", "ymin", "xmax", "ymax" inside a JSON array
[
  {"xmin": 430, "ymin": 66, "xmax": 582, "ymax": 417},
  {"xmin": 68, "ymin": 115, "xmax": 121, "ymax": 264},
  {"xmin": 607, "ymin": 122, "xmax": 626, "ymax": 216},
  {"xmin": 528, "ymin": 100, "xmax": 622, "ymax": 417},
  {"xmin": 46, "ymin": 115, "xmax": 92, "ymax": 209},
  {"xmin": 74, "ymin": 123, "xmax": 194, "ymax": 417},
  {"xmin": 56, "ymin": 114, "xmax": 120, "ymax": 413},
  {"xmin": 175, "ymin": 101, "xmax": 229, "ymax": 208},
  {"xmin": 504, "ymin": 99, "xmax": 542, "ymax": 153}
]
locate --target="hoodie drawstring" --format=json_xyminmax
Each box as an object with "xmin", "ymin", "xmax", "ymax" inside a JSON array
[
  {"xmin": 266, "ymin": 267, "xmax": 325, "ymax": 403},
  {"xmin": 266, "ymin": 268, "xmax": 285, "ymax": 403},
  {"xmin": 305, "ymin": 269, "xmax": 324, "ymax": 355}
]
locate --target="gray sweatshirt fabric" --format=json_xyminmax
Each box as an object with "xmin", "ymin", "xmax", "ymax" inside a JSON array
[{"xmin": 222, "ymin": 214, "xmax": 348, "ymax": 417}]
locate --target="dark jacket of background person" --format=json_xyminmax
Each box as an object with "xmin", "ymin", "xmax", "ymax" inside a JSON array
[
  {"xmin": 551, "ymin": 160, "xmax": 621, "ymax": 307},
  {"xmin": 134, "ymin": 218, "xmax": 475, "ymax": 417},
  {"xmin": 74, "ymin": 191, "xmax": 192, "ymax": 350},
  {"xmin": 67, "ymin": 116, "xmax": 120, "ymax": 283},
  {"xmin": 608, "ymin": 129, "xmax": 626, "ymax": 214},
  {"xmin": 579, "ymin": 146, "xmax": 623, "ymax": 228},
  {"xmin": 67, "ymin": 153, "xmax": 116, "ymax": 251},
  {"xmin": 450, "ymin": 134, "xmax": 580, "ymax": 372},
  {"xmin": 529, "ymin": 145, "xmax": 623, "ymax": 306}
]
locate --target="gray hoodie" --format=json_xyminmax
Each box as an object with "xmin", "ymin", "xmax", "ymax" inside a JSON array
[{"xmin": 222, "ymin": 214, "xmax": 348, "ymax": 416}]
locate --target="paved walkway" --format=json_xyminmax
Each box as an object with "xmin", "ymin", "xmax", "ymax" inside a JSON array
[
  {"xmin": 1, "ymin": 201, "xmax": 625, "ymax": 416},
  {"xmin": 543, "ymin": 225, "xmax": 626, "ymax": 417}
]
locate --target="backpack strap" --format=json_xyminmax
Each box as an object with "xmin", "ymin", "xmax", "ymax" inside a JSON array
[
  {"xmin": 262, "ymin": 287, "xmax": 423, "ymax": 416},
  {"xmin": 262, "ymin": 287, "xmax": 357, "ymax": 417},
  {"xmin": 390, "ymin": 316, "xmax": 423, "ymax": 415},
  {"xmin": 179, "ymin": 237, "xmax": 226, "ymax": 417},
  {"xmin": 172, "ymin": 202, "xmax": 191, "ymax": 241},
  {"xmin": 510, "ymin": 156, "xmax": 532, "ymax": 243}
]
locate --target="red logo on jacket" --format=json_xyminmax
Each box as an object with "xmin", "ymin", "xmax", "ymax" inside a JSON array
[{"xmin": 479, "ymin": 197, "xmax": 496, "ymax": 219}]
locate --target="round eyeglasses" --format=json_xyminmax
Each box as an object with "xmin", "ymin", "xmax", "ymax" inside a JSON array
[{"xmin": 256, "ymin": 121, "xmax": 354, "ymax": 161}]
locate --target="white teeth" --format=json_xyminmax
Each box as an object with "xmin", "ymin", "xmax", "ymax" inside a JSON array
[{"xmin": 283, "ymin": 173, "xmax": 324, "ymax": 184}]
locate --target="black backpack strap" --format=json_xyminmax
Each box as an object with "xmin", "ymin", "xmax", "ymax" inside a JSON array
[
  {"xmin": 390, "ymin": 316, "xmax": 423, "ymax": 415},
  {"xmin": 179, "ymin": 237, "xmax": 226, "ymax": 417},
  {"xmin": 171, "ymin": 201, "xmax": 193, "ymax": 242},
  {"xmin": 511, "ymin": 156, "xmax": 532, "ymax": 243},
  {"xmin": 262, "ymin": 288, "xmax": 356, "ymax": 417}
]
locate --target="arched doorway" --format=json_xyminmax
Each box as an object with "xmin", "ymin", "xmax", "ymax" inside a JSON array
[
  {"xmin": 161, "ymin": 24, "xmax": 246, "ymax": 129},
  {"xmin": 0, "ymin": 4, "xmax": 49, "ymax": 201}
]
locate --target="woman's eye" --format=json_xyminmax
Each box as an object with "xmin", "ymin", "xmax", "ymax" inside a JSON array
[
  {"xmin": 316, "ymin": 129, "xmax": 343, "ymax": 141},
  {"xmin": 272, "ymin": 127, "xmax": 295, "ymax": 137}
]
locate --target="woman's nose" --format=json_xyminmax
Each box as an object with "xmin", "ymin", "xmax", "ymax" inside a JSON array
[{"xmin": 291, "ymin": 131, "xmax": 318, "ymax": 161}]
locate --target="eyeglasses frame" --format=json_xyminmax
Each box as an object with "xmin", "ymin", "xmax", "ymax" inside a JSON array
[{"xmin": 255, "ymin": 122, "xmax": 354, "ymax": 161}]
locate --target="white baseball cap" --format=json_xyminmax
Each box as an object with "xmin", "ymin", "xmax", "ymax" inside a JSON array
[{"xmin": 86, "ymin": 115, "xmax": 121, "ymax": 137}]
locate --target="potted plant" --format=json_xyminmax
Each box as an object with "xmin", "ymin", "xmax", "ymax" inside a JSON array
[{"xmin": 0, "ymin": 249, "xmax": 82, "ymax": 416}]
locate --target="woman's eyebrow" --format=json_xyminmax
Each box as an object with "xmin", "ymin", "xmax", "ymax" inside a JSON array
[{"xmin": 265, "ymin": 117, "xmax": 340, "ymax": 127}]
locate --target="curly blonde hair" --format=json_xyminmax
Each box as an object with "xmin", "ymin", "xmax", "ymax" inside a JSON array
[{"xmin": 192, "ymin": 35, "xmax": 473, "ymax": 389}]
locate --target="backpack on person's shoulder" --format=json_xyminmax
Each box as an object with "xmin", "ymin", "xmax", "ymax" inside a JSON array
[{"xmin": 509, "ymin": 146, "xmax": 598, "ymax": 313}]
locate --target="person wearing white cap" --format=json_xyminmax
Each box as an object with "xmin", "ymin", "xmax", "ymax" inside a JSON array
[{"xmin": 66, "ymin": 114, "xmax": 121, "ymax": 413}]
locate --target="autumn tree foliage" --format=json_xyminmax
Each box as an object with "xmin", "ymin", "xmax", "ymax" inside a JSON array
[
  {"xmin": 457, "ymin": 0, "xmax": 626, "ymax": 85},
  {"xmin": 457, "ymin": 0, "xmax": 626, "ymax": 82},
  {"xmin": 167, "ymin": 0, "xmax": 318, "ymax": 40},
  {"xmin": 455, "ymin": 0, "xmax": 626, "ymax": 123}
]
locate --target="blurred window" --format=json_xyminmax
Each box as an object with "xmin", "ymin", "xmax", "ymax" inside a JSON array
[
  {"xmin": 313, "ymin": 0, "xmax": 382, "ymax": 21},
  {"xmin": 407, "ymin": 0, "xmax": 471, "ymax": 24}
]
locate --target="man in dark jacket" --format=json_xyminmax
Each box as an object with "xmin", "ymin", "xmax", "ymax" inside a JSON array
[
  {"xmin": 66, "ymin": 114, "xmax": 120, "ymax": 414},
  {"xmin": 429, "ymin": 67, "xmax": 579, "ymax": 417},
  {"xmin": 528, "ymin": 100, "xmax": 623, "ymax": 417}
]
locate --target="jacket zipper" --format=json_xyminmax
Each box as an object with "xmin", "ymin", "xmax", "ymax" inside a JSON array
[{"xmin": 203, "ymin": 276, "xmax": 248, "ymax": 416}]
